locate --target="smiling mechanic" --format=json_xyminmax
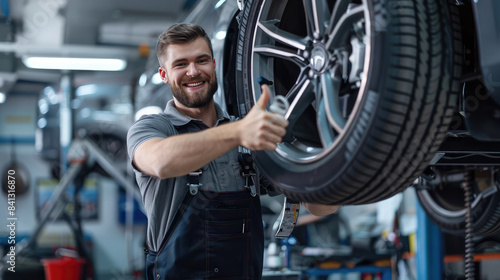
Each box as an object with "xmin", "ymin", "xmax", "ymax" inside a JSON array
[{"xmin": 127, "ymin": 23, "xmax": 338, "ymax": 279}]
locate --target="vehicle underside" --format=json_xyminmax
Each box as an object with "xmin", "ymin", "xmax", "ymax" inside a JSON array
[{"xmin": 416, "ymin": 0, "xmax": 500, "ymax": 237}]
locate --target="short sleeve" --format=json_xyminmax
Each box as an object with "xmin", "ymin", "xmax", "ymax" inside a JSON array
[{"xmin": 126, "ymin": 114, "xmax": 178, "ymax": 173}]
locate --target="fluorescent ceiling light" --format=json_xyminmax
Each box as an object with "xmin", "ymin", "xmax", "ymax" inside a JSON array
[
  {"xmin": 214, "ymin": 0, "xmax": 226, "ymax": 9},
  {"xmin": 0, "ymin": 92, "xmax": 5, "ymax": 103},
  {"xmin": 22, "ymin": 56, "xmax": 127, "ymax": 71}
]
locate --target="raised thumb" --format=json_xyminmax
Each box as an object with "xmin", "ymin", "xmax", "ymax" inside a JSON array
[{"xmin": 256, "ymin": 84, "xmax": 271, "ymax": 110}]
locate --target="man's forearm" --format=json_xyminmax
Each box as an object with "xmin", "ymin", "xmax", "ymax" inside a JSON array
[{"xmin": 135, "ymin": 121, "xmax": 242, "ymax": 179}]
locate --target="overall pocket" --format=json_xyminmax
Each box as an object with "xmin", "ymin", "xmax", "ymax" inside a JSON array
[{"xmin": 205, "ymin": 208, "xmax": 251, "ymax": 279}]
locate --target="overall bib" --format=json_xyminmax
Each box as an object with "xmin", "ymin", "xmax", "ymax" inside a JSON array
[{"xmin": 146, "ymin": 189, "xmax": 264, "ymax": 280}]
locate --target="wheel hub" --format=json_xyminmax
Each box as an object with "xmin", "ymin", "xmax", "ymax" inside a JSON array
[{"xmin": 309, "ymin": 44, "xmax": 329, "ymax": 74}]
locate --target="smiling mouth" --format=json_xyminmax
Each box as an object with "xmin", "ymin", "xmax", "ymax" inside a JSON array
[{"xmin": 184, "ymin": 81, "xmax": 204, "ymax": 87}]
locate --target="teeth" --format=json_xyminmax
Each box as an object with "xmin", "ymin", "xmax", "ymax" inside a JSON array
[{"xmin": 186, "ymin": 81, "xmax": 203, "ymax": 87}]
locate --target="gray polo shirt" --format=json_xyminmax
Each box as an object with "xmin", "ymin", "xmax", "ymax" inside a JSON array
[{"xmin": 127, "ymin": 100, "xmax": 247, "ymax": 252}]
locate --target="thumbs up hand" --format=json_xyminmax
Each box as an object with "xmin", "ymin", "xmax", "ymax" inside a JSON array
[
  {"xmin": 255, "ymin": 84, "xmax": 271, "ymax": 110},
  {"xmin": 237, "ymin": 84, "xmax": 289, "ymax": 151}
]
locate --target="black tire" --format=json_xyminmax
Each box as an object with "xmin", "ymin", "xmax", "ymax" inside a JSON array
[
  {"xmin": 236, "ymin": 0, "xmax": 461, "ymax": 204},
  {"xmin": 416, "ymin": 184, "xmax": 500, "ymax": 237}
]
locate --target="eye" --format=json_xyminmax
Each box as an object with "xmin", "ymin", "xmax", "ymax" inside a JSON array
[{"xmin": 198, "ymin": 58, "xmax": 209, "ymax": 64}]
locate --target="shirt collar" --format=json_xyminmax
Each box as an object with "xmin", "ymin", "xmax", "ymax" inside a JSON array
[{"xmin": 163, "ymin": 99, "xmax": 230, "ymax": 126}]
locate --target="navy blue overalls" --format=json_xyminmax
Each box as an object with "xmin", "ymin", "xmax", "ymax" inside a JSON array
[{"xmin": 145, "ymin": 188, "xmax": 264, "ymax": 280}]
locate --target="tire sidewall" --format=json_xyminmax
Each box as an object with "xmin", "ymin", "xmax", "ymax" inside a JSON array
[{"xmin": 416, "ymin": 188, "xmax": 500, "ymax": 236}]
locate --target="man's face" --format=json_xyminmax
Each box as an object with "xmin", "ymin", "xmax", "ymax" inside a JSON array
[{"xmin": 159, "ymin": 37, "xmax": 218, "ymax": 108}]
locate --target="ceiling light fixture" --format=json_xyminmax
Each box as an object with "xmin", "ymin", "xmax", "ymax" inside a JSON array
[
  {"xmin": 22, "ymin": 56, "xmax": 127, "ymax": 71},
  {"xmin": 0, "ymin": 92, "xmax": 6, "ymax": 103},
  {"xmin": 214, "ymin": 0, "xmax": 226, "ymax": 9}
]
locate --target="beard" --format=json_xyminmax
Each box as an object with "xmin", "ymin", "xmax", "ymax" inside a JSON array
[{"xmin": 170, "ymin": 73, "xmax": 218, "ymax": 108}]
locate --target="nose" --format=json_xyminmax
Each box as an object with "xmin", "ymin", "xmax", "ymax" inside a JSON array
[{"xmin": 186, "ymin": 62, "xmax": 200, "ymax": 77}]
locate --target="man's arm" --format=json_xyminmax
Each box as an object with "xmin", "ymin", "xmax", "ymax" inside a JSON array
[
  {"xmin": 302, "ymin": 203, "xmax": 340, "ymax": 216},
  {"xmin": 133, "ymin": 85, "xmax": 288, "ymax": 179}
]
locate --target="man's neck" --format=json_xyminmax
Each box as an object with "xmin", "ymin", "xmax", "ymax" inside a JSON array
[{"xmin": 173, "ymin": 99, "xmax": 218, "ymax": 127}]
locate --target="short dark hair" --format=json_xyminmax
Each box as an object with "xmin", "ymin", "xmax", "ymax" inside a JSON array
[{"xmin": 156, "ymin": 23, "xmax": 214, "ymax": 67}]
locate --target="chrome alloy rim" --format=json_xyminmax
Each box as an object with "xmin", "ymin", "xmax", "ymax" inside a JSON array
[{"xmin": 250, "ymin": 0, "xmax": 371, "ymax": 163}]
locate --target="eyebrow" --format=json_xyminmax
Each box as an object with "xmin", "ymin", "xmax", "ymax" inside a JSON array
[{"xmin": 170, "ymin": 54, "xmax": 212, "ymax": 66}]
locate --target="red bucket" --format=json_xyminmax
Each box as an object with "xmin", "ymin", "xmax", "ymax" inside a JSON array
[{"xmin": 42, "ymin": 257, "xmax": 86, "ymax": 280}]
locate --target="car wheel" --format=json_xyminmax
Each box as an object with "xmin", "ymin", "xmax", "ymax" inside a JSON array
[
  {"xmin": 416, "ymin": 170, "xmax": 500, "ymax": 237},
  {"xmin": 236, "ymin": 0, "xmax": 461, "ymax": 204}
]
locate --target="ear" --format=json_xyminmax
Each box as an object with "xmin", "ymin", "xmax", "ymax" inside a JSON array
[
  {"xmin": 213, "ymin": 59, "xmax": 216, "ymax": 70},
  {"xmin": 158, "ymin": 67, "xmax": 169, "ymax": 84}
]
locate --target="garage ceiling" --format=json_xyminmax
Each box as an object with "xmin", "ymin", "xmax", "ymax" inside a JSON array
[
  {"xmin": 64, "ymin": 0, "xmax": 190, "ymax": 45},
  {"xmin": 6, "ymin": 0, "xmax": 193, "ymax": 44},
  {"xmin": 0, "ymin": 0, "xmax": 196, "ymax": 97}
]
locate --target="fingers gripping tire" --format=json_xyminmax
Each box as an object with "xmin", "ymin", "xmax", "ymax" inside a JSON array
[{"xmin": 236, "ymin": 0, "xmax": 460, "ymax": 204}]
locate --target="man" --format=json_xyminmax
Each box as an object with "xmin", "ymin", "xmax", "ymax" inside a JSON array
[{"xmin": 127, "ymin": 23, "xmax": 338, "ymax": 280}]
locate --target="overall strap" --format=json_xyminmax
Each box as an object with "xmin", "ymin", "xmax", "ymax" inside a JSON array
[
  {"xmin": 238, "ymin": 147, "xmax": 259, "ymax": 196},
  {"xmin": 170, "ymin": 121, "xmax": 204, "ymax": 196}
]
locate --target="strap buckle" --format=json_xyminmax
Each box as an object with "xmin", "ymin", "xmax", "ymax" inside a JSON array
[
  {"xmin": 238, "ymin": 152, "xmax": 259, "ymax": 197},
  {"xmin": 187, "ymin": 171, "xmax": 202, "ymax": 196},
  {"xmin": 241, "ymin": 170, "xmax": 257, "ymax": 197}
]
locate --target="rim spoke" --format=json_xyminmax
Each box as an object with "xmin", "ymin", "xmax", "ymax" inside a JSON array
[
  {"xmin": 325, "ymin": 0, "xmax": 351, "ymax": 35},
  {"xmin": 325, "ymin": 5, "xmax": 364, "ymax": 50},
  {"xmin": 317, "ymin": 98, "xmax": 336, "ymax": 148},
  {"xmin": 321, "ymin": 73, "xmax": 346, "ymax": 133},
  {"xmin": 257, "ymin": 20, "xmax": 308, "ymax": 51},
  {"xmin": 302, "ymin": 0, "xmax": 331, "ymax": 39},
  {"xmin": 283, "ymin": 70, "xmax": 311, "ymax": 104},
  {"xmin": 253, "ymin": 45, "xmax": 308, "ymax": 68},
  {"xmin": 283, "ymin": 76, "xmax": 315, "ymax": 137}
]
